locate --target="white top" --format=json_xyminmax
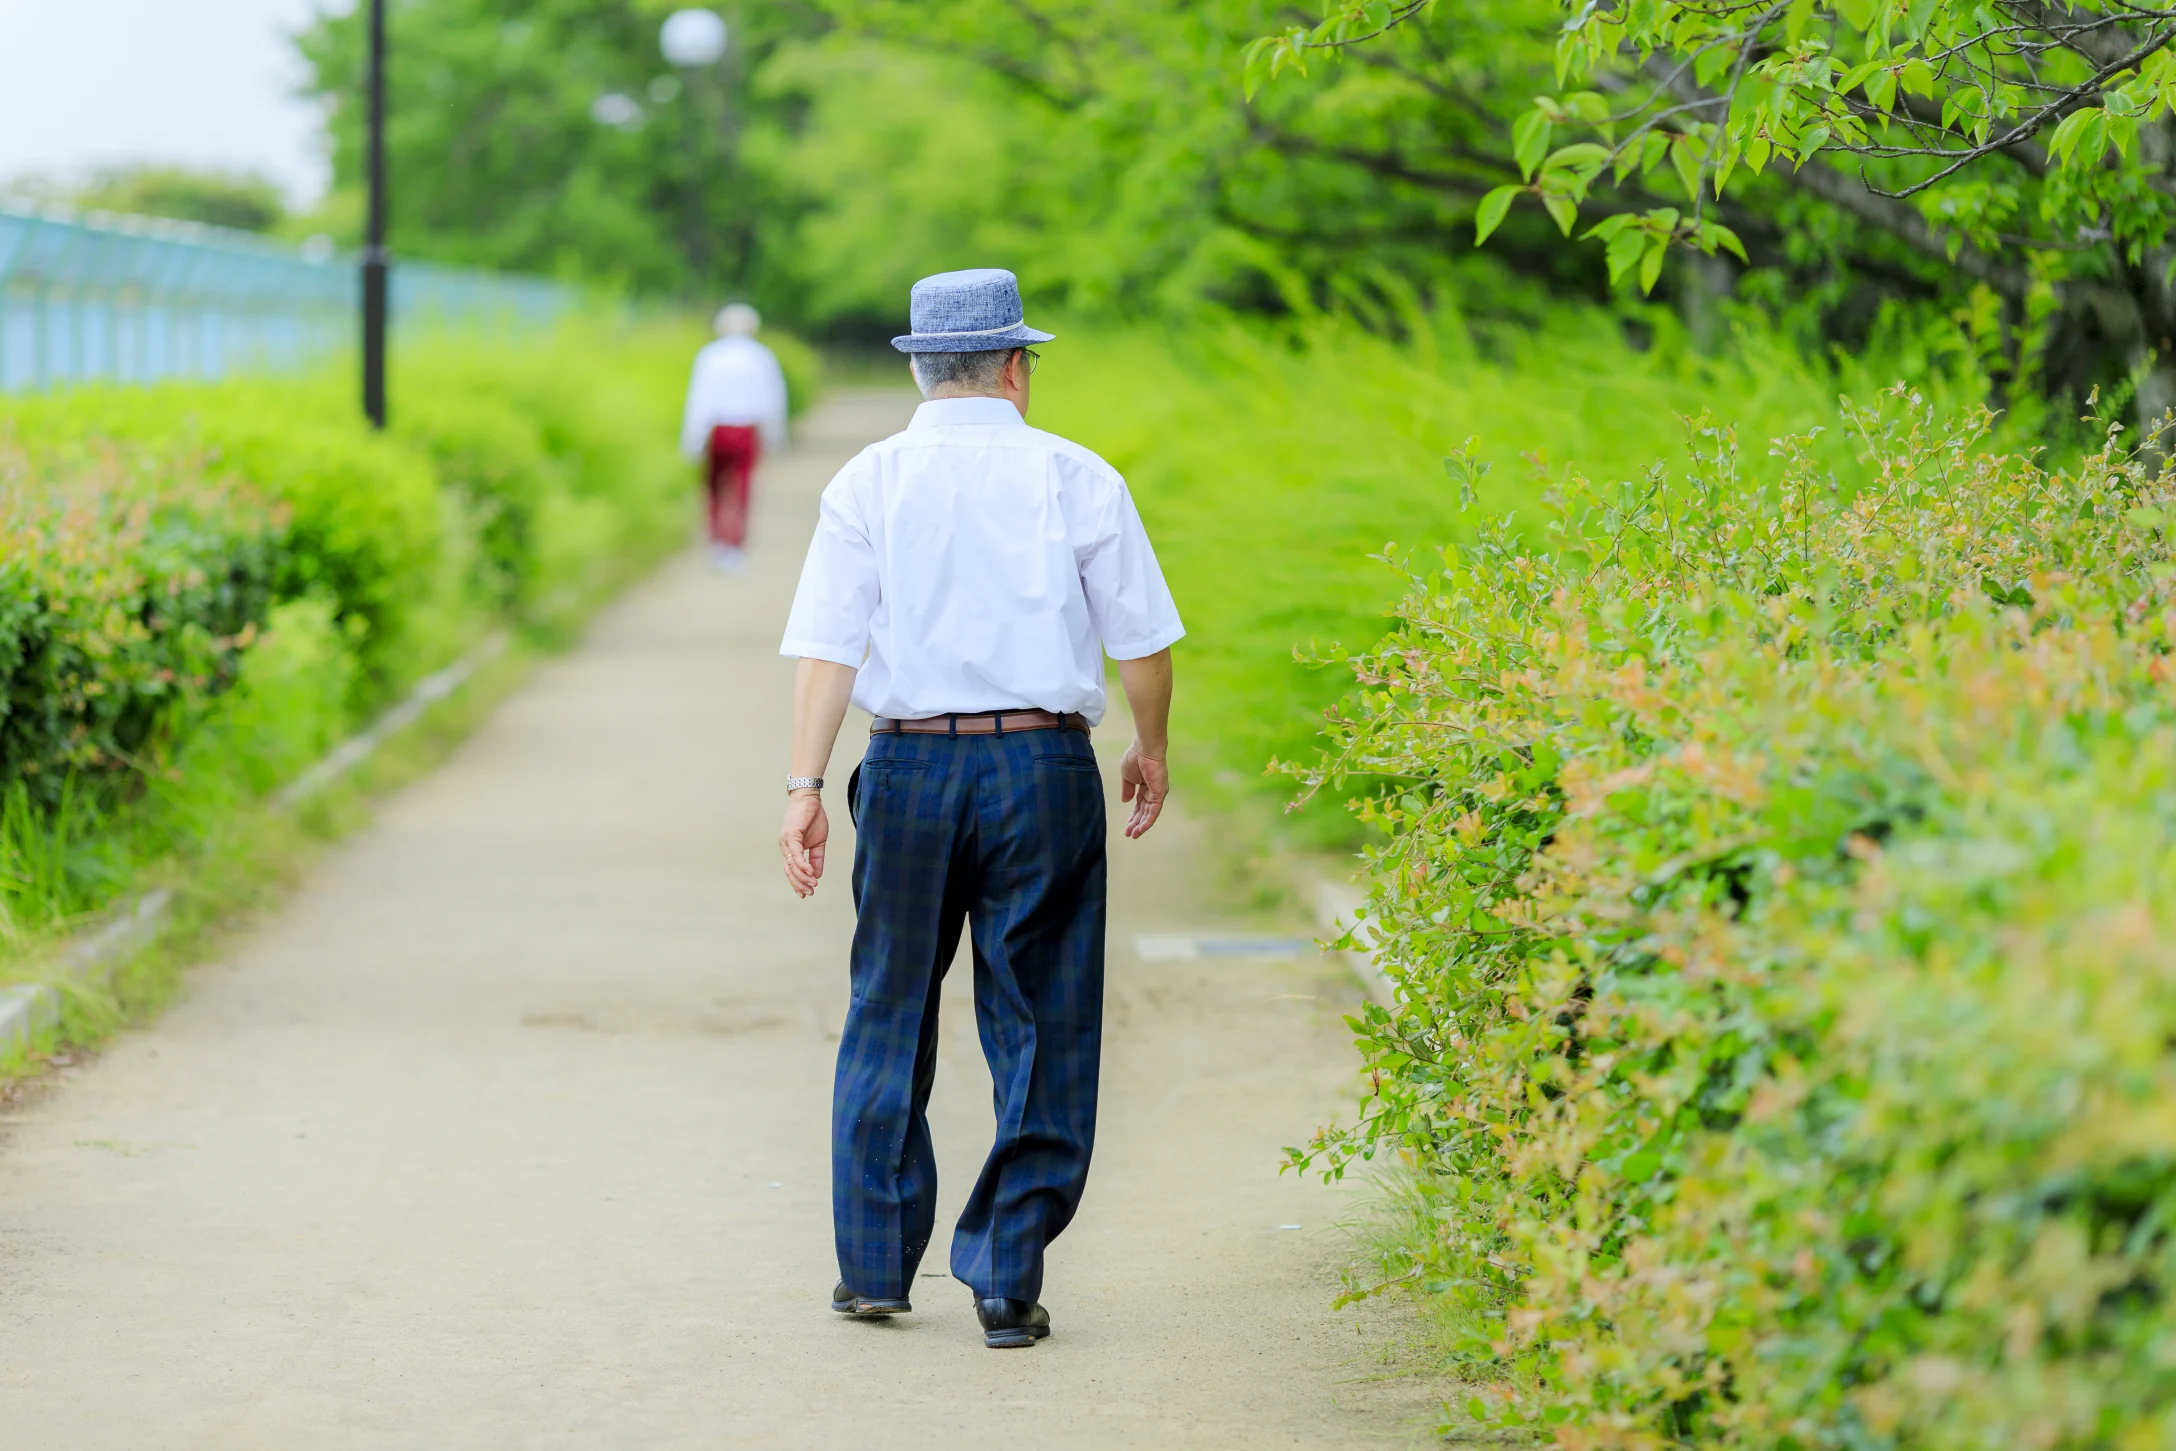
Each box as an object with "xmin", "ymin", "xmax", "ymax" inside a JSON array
[
  {"xmin": 679, "ymin": 336, "xmax": 789, "ymax": 457},
  {"xmin": 779, "ymin": 396, "xmax": 1185, "ymax": 725}
]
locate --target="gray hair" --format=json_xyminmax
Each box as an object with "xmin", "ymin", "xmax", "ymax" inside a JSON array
[
  {"xmin": 714, "ymin": 303, "xmax": 761, "ymax": 337},
  {"xmin": 910, "ymin": 347, "xmax": 1015, "ymax": 398}
]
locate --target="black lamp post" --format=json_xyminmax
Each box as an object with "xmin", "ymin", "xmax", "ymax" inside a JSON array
[
  {"xmin": 659, "ymin": 10, "xmax": 727, "ymax": 295},
  {"xmin": 361, "ymin": 0, "xmax": 389, "ymax": 429}
]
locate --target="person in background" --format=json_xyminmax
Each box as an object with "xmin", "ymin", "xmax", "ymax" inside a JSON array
[
  {"xmin": 777, "ymin": 268, "xmax": 1182, "ymax": 1351},
  {"xmin": 680, "ymin": 302, "xmax": 788, "ymax": 572}
]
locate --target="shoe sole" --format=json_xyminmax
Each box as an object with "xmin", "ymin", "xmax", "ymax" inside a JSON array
[
  {"xmin": 832, "ymin": 1299, "xmax": 911, "ymax": 1317},
  {"xmin": 983, "ymin": 1326, "xmax": 1050, "ymax": 1349}
]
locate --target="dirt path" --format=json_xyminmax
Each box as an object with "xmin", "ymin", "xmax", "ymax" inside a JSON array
[{"xmin": 0, "ymin": 393, "xmax": 1432, "ymax": 1448}]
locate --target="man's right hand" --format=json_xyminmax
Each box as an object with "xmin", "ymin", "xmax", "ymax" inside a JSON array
[
  {"xmin": 781, "ymin": 793, "xmax": 830, "ymax": 896},
  {"xmin": 1118, "ymin": 744, "xmax": 1168, "ymax": 839}
]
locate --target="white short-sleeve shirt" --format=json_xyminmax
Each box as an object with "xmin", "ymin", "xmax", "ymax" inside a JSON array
[
  {"xmin": 680, "ymin": 336, "xmax": 789, "ymax": 457},
  {"xmin": 779, "ymin": 396, "xmax": 1185, "ymax": 725}
]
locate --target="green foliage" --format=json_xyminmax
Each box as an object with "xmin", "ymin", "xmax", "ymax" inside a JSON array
[
  {"xmin": 294, "ymin": 0, "xmax": 1624, "ymax": 338},
  {"xmin": 70, "ymin": 166, "xmax": 286, "ymax": 233},
  {"xmin": 279, "ymin": 0, "xmax": 2176, "ymax": 419},
  {"xmin": 1249, "ymin": 0, "xmax": 2176, "ymax": 416},
  {"xmin": 1293, "ymin": 384, "xmax": 2176, "ymax": 1441},
  {"xmin": 0, "ymin": 440, "xmax": 281, "ymax": 802},
  {"xmin": 295, "ymin": 0, "xmax": 820, "ymax": 297},
  {"xmin": 0, "ymin": 318, "xmax": 707, "ymax": 952},
  {"xmin": 1259, "ymin": 0, "xmax": 2175, "ymax": 277},
  {"xmin": 2, "ymin": 385, "xmax": 446, "ymax": 699},
  {"xmin": 1033, "ymin": 307, "xmax": 1964, "ymax": 837}
]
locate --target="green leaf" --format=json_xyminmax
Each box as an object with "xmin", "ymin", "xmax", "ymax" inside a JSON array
[
  {"xmin": 1640, "ymin": 130, "xmax": 1671, "ymax": 177},
  {"xmin": 1669, "ymin": 133, "xmax": 1705, "ymax": 201},
  {"xmin": 2112, "ymin": 112, "xmax": 2140, "ymax": 163},
  {"xmin": 1474, "ymin": 185, "xmax": 1520, "ymax": 245},
  {"xmin": 1703, "ymin": 220, "xmax": 1749, "ymax": 262},
  {"xmin": 1513, "ymin": 107, "xmax": 1554, "ymax": 180},
  {"xmin": 2048, "ymin": 107, "xmax": 2097, "ymax": 164},
  {"xmin": 1543, "ymin": 192, "xmax": 1579, "ymax": 235},
  {"xmin": 1713, "ymin": 137, "xmax": 1742, "ymax": 195},
  {"xmin": 1544, "ymin": 142, "xmax": 1613, "ymax": 176},
  {"xmin": 1565, "ymin": 90, "xmax": 1614, "ymax": 129},
  {"xmin": 1605, "ymin": 228, "xmax": 1647, "ymax": 283},
  {"xmin": 1839, "ymin": 60, "xmax": 1882, "ymax": 93},
  {"xmin": 1638, "ymin": 237, "xmax": 1667, "ymax": 293},
  {"xmin": 1240, "ymin": 38, "xmax": 1273, "ymax": 100}
]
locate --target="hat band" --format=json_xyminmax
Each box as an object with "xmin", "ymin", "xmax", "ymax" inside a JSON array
[{"xmin": 903, "ymin": 321, "xmax": 1030, "ymax": 340}]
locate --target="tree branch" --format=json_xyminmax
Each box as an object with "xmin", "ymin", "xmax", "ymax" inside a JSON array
[{"xmin": 1783, "ymin": 158, "xmax": 2031, "ymax": 294}]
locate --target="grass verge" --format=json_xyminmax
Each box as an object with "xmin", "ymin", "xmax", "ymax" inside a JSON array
[{"xmin": 1034, "ymin": 307, "xmax": 1988, "ymax": 851}]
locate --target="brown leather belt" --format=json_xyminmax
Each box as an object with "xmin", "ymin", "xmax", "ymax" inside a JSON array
[{"xmin": 871, "ymin": 710, "xmax": 1088, "ymax": 736}]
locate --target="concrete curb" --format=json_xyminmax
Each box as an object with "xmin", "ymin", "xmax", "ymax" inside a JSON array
[
  {"xmin": 0, "ymin": 633, "xmax": 508, "ymax": 1057},
  {"xmin": 0, "ymin": 890, "xmax": 172, "ymax": 1054},
  {"xmin": 275, "ymin": 632, "xmax": 507, "ymax": 809}
]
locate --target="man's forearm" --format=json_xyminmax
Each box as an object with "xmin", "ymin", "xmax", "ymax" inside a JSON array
[
  {"xmin": 791, "ymin": 658, "xmax": 858, "ymax": 784},
  {"xmin": 1115, "ymin": 648, "xmax": 1172, "ymax": 757}
]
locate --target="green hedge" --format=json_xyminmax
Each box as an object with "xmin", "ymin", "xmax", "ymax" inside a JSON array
[
  {"xmin": 0, "ymin": 441, "xmax": 281, "ymax": 800},
  {"xmin": 0, "ymin": 314, "xmax": 764, "ymax": 941},
  {"xmin": 1301, "ymin": 391, "xmax": 2176, "ymax": 1443}
]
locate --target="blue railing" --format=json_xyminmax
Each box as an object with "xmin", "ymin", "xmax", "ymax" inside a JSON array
[{"xmin": 0, "ymin": 201, "xmax": 573, "ymax": 392}]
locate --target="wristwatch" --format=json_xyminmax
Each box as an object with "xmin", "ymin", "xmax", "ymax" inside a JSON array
[{"xmin": 786, "ymin": 776, "xmax": 824, "ymax": 794}]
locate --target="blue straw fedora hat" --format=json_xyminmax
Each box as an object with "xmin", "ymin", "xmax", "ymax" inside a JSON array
[{"xmin": 891, "ymin": 268, "xmax": 1055, "ymax": 353}]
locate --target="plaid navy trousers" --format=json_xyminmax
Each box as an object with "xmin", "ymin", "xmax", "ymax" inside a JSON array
[{"xmin": 835, "ymin": 725, "xmax": 1107, "ymax": 1304}]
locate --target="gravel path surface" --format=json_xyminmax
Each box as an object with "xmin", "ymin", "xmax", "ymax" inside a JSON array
[{"xmin": 0, "ymin": 392, "xmax": 1433, "ymax": 1448}]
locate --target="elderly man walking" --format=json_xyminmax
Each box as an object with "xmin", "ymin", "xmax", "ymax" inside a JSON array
[
  {"xmin": 777, "ymin": 269, "xmax": 1182, "ymax": 1350},
  {"xmin": 681, "ymin": 302, "xmax": 789, "ymax": 572}
]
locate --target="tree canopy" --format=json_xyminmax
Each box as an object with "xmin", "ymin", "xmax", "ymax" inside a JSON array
[
  {"xmin": 294, "ymin": 0, "xmax": 2176, "ymax": 415},
  {"xmin": 1254, "ymin": 0, "xmax": 2176, "ymax": 414}
]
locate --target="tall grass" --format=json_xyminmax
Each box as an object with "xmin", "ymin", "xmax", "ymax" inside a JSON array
[
  {"xmin": 0, "ymin": 598, "xmax": 352, "ymax": 955},
  {"xmin": 1032, "ymin": 307, "xmax": 1983, "ymax": 842}
]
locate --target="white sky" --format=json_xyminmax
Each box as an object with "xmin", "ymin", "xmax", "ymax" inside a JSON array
[{"xmin": 0, "ymin": 0, "xmax": 337, "ymax": 205}]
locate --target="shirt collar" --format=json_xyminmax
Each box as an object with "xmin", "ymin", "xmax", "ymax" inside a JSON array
[{"xmin": 908, "ymin": 396, "xmax": 1027, "ymax": 430}]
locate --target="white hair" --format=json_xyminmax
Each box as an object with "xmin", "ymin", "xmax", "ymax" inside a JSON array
[
  {"xmin": 714, "ymin": 303, "xmax": 761, "ymax": 337},
  {"xmin": 909, "ymin": 348, "xmax": 1014, "ymax": 399}
]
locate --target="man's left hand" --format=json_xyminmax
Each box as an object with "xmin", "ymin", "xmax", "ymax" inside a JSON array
[
  {"xmin": 781, "ymin": 793, "xmax": 830, "ymax": 896},
  {"xmin": 1118, "ymin": 744, "xmax": 1168, "ymax": 839}
]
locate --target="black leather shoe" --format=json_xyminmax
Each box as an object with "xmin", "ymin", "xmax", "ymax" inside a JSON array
[
  {"xmin": 832, "ymin": 1281, "xmax": 911, "ymax": 1316},
  {"xmin": 975, "ymin": 1296, "xmax": 1051, "ymax": 1348}
]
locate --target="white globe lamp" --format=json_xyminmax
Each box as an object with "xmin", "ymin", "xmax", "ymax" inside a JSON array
[{"xmin": 659, "ymin": 9, "xmax": 728, "ymax": 68}]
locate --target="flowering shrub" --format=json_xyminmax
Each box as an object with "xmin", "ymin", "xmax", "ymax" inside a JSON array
[
  {"xmin": 0, "ymin": 322, "xmax": 701, "ymax": 819},
  {"xmin": 1298, "ymin": 391, "xmax": 2176, "ymax": 1444},
  {"xmin": 0, "ymin": 442, "xmax": 280, "ymax": 801}
]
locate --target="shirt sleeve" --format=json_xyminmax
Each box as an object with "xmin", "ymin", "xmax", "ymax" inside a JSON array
[
  {"xmin": 758, "ymin": 346, "xmax": 789, "ymax": 452},
  {"xmin": 780, "ymin": 467, "xmax": 878, "ymax": 667},
  {"xmin": 678, "ymin": 353, "xmax": 710, "ymax": 461},
  {"xmin": 1079, "ymin": 471, "xmax": 1185, "ymax": 661}
]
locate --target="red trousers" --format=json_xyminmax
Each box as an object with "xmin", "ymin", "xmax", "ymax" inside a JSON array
[{"xmin": 704, "ymin": 424, "xmax": 761, "ymax": 548}]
